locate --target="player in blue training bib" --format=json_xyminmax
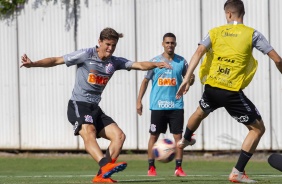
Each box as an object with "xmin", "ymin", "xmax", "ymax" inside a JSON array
[
  {"xmin": 137, "ymin": 33, "xmax": 195, "ymax": 177},
  {"xmin": 148, "ymin": 53, "xmax": 186, "ymax": 110}
]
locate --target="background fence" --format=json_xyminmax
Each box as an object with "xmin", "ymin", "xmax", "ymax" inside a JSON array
[{"xmin": 0, "ymin": 0, "xmax": 281, "ymax": 151}]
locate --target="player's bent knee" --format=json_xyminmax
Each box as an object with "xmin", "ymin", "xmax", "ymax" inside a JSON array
[
  {"xmin": 257, "ymin": 119, "xmax": 266, "ymax": 135},
  {"xmin": 112, "ymin": 131, "xmax": 126, "ymax": 144},
  {"xmin": 252, "ymin": 119, "xmax": 265, "ymax": 137},
  {"xmin": 120, "ymin": 132, "xmax": 126, "ymax": 143},
  {"xmin": 195, "ymin": 106, "xmax": 208, "ymax": 119}
]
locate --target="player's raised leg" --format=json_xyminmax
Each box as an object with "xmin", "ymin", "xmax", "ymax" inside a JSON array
[
  {"xmin": 178, "ymin": 106, "xmax": 207, "ymax": 149},
  {"xmin": 79, "ymin": 123, "xmax": 126, "ymax": 183},
  {"xmin": 98, "ymin": 123, "xmax": 127, "ymax": 178}
]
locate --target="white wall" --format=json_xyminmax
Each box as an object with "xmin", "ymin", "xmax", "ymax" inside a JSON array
[
  {"xmin": 0, "ymin": 17, "xmax": 20, "ymax": 149},
  {"xmin": 0, "ymin": 0, "xmax": 281, "ymax": 151}
]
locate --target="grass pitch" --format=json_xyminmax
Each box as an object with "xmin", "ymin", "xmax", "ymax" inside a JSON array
[{"xmin": 0, "ymin": 152, "xmax": 281, "ymax": 183}]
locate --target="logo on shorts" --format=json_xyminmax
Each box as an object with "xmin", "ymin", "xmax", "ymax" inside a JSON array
[
  {"xmin": 150, "ymin": 124, "xmax": 156, "ymax": 132},
  {"xmin": 233, "ymin": 115, "xmax": 249, "ymax": 123},
  {"xmin": 200, "ymin": 99, "xmax": 210, "ymax": 109},
  {"xmin": 84, "ymin": 115, "xmax": 93, "ymax": 123},
  {"xmin": 73, "ymin": 122, "xmax": 79, "ymax": 131}
]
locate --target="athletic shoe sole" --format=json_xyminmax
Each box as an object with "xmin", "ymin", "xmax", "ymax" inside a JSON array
[{"xmin": 103, "ymin": 163, "xmax": 127, "ymax": 178}]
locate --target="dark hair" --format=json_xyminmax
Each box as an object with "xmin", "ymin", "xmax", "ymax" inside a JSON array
[
  {"xmin": 99, "ymin": 27, "xmax": 123, "ymax": 41},
  {"xmin": 224, "ymin": 0, "xmax": 245, "ymax": 17},
  {"xmin": 163, "ymin": 33, "xmax": 176, "ymax": 41}
]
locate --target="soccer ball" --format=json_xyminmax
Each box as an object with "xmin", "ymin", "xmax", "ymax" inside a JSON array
[{"xmin": 152, "ymin": 138, "xmax": 176, "ymax": 163}]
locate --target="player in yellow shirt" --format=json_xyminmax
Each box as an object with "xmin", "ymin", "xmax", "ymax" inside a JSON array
[{"xmin": 176, "ymin": 0, "xmax": 282, "ymax": 183}]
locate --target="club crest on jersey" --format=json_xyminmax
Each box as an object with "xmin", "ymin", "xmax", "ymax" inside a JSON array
[
  {"xmin": 105, "ymin": 63, "xmax": 115, "ymax": 74},
  {"xmin": 84, "ymin": 115, "xmax": 93, "ymax": 123}
]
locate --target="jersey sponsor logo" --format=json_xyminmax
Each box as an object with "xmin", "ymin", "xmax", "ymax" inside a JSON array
[
  {"xmin": 158, "ymin": 100, "xmax": 175, "ymax": 108},
  {"xmin": 209, "ymin": 75, "xmax": 233, "ymax": 87},
  {"xmin": 84, "ymin": 115, "xmax": 93, "ymax": 123},
  {"xmin": 217, "ymin": 57, "xmax": 235, "ymax": 63},
  {"xmin": 217, "ymin": 66, "xmax": 231, "ymax": 75},
  {"xmin": 232, "ymin": 115, "xmax": 249, "ymax": 123},
  {"xmin": 86, "ymin": 94, "xmax": 101, "ymax": 104},
  {"xmin": 87, "ymin": 73, "xmax": 109, "ymax": 86},
  {"xmin": 221, "ymin": 30, "xmax": 240, "ymax": 37},
  {"xmin": 158, "ymin": 78, "xmax": 176, "ymax": 86},
  {"xmin": 105, "ymin": 63, "xmax": 115, "ymax": 74},
  {"xmin": 150, "ymin": 124, "xmax": 156, "ymax": 132}
]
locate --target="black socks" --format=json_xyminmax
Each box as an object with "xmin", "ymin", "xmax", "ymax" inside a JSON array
[
  {"xmin": 183, "ymin": 127, "xmax": 194, "ymax": 141},
  {"xmin": 175, "ymin": 159, "xmax": 182, "ymax": 169},
  {"xmin": 148, "ymin": 159, "xmax": 155, "ymax": 169},
  {"xmin": 235, "ymin": 150, "xmax": 253, "ymax": 172}
]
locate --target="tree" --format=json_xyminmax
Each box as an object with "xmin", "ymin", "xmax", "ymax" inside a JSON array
[{"xmin": 0, "ymin": 0, "xmax": 26, "ymax": 19}]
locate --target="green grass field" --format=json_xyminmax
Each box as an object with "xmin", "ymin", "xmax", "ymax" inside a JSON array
[{"xmin": 0, "ymin": 152, "xmax": 281, "ymax": 184}]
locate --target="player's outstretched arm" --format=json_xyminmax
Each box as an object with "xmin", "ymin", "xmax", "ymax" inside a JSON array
[
  {"xmin": 136, "ymin": 78, "xmax": 149, "ymax": 116},
  {"xmin": 189, "ymin": 74, "xmax": 195, "ymax": 86},
  {"xmin": 20, "ymin": 54, "xmax": 65, "ymax": 68},
  {"xmin": 267, "ymin": 50, "xmax": 282, "ymax": 74},
  {"xmin": 131, "ymin": 61, "xmax": 171, "ymax": 70},
  {"xmin": 176, "ymin": 45, "xmax": 206, "ymax": 99}
]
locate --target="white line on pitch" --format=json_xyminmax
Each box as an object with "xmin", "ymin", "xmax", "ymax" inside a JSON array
[{"xmin": 0, "ymin": 174, "xmax": 281, "ymax": 178}]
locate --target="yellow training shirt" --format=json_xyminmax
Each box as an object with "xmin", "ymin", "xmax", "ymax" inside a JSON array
[{"xmin": 199, "ymin": 24, "xmax": 258, "ymax": 91}]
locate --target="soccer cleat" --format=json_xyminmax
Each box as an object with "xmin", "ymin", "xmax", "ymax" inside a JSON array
[
  {"xmin": 177, "ymin": 138, "xmax": 196, "ymax": 149},
  {"xmin": 228, "ymin": 167, "xmax": 257, "ymax": 183},
  {"xmin": 100, "ymin": 162, "xmax": 127, "ymax": 178},
  {"xmin": 147, "ymin": 166, "xmax": 157, "ymax": 176},
  {"xmin": 111, "ymin": 158, "xmax": 117, "ymax": 163},
  {"xmin": 92, "ymin": 174, "xmax": 117, "ymax": 183},
  {"xmin": 174, "ymin": 166, "xmax": 187, "ymax": 177}
]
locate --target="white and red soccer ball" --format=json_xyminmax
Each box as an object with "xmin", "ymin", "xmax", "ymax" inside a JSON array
[{"xmin": 153, "ymin": 138, "xmax": 176, "ymax": 163}]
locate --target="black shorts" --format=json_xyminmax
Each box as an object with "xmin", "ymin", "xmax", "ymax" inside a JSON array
[
  {"xmin": 199, "ymin": 85, "xmax": 262, "ymax": 125},
  {"xmin": 67, "ymin": 100, "xmax": 115, "ymax": 136},
  {"xmin": 149, "ymin": 110, "xmax": 184, "ymax": 135}
]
